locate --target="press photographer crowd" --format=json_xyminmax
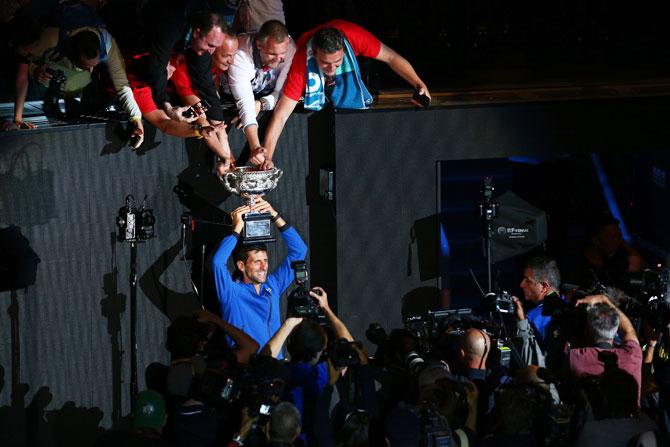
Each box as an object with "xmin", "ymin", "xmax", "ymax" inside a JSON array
[{"xmin": 89, "ymin": 193, "xmax": 670, "ymax": 447}]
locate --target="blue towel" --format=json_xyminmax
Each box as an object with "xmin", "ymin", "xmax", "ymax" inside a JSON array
[{"xmin": 304, "ymin": 37, "xmax": 373, "ymax": 110}]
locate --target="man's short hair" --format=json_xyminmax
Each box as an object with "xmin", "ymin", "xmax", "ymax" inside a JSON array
[
  {"xmin": 269, "ymin": 401, "xmax": 301, "ymax": 442},
  {"xmin": 287, "ymin": 320, "xmax": 327, "ymax": 362},
  {"xmin": 232, "ymin": 242, "xmax": 268, "ymax": 265},
  {"xmin": 188, "ymin": 11, "xmax": 227, "ymax": 35},
  {"xmin": 523, "ymin": 255, "xmax": 561, "ymax": 290},
  {"xmin": 312, "ymin": 27, "xmax": 344, "ymax": 54},
  {"xmin": 257, "ymin": 20, "xmax": 288, "ymax": 44},
  {"xmin": 67, "ymin": 30, "xmax": 100, "ymax": 61},
  {"xmin": 586, "ymin": 303, "xmax": 619, "ymax": 341}
]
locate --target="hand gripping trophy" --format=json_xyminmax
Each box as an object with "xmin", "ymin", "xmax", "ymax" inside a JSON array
[{"xmin": 221, "ymin": 166, "xmax": 283, "ymax": 244}]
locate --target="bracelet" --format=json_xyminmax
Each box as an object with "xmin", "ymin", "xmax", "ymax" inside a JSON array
[
  {"xmin": 192, "ymin": 124, "xmax": 203, "ymax": 139},
  {"xmin": 271, "ymin": 213, "xmax": 281, "ymax": 222}
]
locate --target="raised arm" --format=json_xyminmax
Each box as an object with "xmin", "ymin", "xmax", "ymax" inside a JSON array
[
  {"xmin": 310, "ymin": 287, "xmax": 353, "ymax": 342},
  {"xmin": 576, "ymin": 294, "xmax": 639, "ymax": 344},
  {"xmin": 260, "ymin": 317, "xmax": 303, "ymax": 358},
  {"xmin": 195, "ymin": 309, "xmax": 259, "ymax": 364}
]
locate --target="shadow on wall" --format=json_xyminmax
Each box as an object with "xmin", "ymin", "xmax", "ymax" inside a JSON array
[
  {"xmin": 0, "ymin": 145, "xmax": 56, "ymax": 227},
  {"xmin": 0, "ymin": 380, "xmax": 106, "ymax": 447}
]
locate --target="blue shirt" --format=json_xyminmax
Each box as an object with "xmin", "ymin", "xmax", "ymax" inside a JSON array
[
  {"xmin": 211, "ymin": 226, "xmax": 308, "ymax": 351},
  {"xmin": 528, "ymin": 302, "xmax": 552, "ymax": 345}
]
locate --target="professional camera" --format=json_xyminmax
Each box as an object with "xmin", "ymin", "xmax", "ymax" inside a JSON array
[
  {"xmin": 42, "ymin": 67, "xmax": 67, "ymax": 118},
  {"xmin": 116, "ymin": 195, "xmax": 156, "ymax": 242},
  {"xmin": 242, "ymin": 355, "xmax": 290, "ymax": 417},
  {"xmin": 286, "ymin": 261, "xmax": 322, "ymax": 318},
  {"xmin": 191, "ymin": 367, "xmax": 242, "ymax": 409},
  {"xmin": 481, "ymin": 291, "xmax": 515, "ymax": 314},
  {"xmin": 329, "ymin": 338, "xmax": 361, "ymax": 368},
  {"xmin": 629, "ymin": 268, "xmax": 670, "ymax": 300}
]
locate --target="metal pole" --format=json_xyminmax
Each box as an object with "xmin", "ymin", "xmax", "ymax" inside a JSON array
[{"xmin": 129, "ymin": 241, "xmax": 138, "ymax": 407}]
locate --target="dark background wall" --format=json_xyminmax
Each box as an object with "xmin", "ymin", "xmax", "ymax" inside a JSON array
[{"xmin": 331, "ymin": 97, "xmax": 670, "ymax": 340}]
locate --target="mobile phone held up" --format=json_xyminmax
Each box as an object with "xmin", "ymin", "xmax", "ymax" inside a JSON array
[{"xmin": 411, "ymin": 88, "xmax": 430, "ymax": 109}]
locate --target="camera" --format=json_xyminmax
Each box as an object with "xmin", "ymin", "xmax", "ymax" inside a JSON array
[
  {"xmin": 116, "ymin": 195, "xmax": 156, "ymax": 242},
  {"xmin": 43, "ymin": 67, "xmax": 67, "ymax": 119},
  {"xmin": 329, "ymin": 338, "xmax": 361, "ymax": 369},
  {"xmin": 481, "ymin": 291, "xmax": 515, "ymax": 314},
  {"xmin": 46, "ymin": 67, "xmax": 67, "ymax": 84},
  {"xmin": 629, "ymin": 269, "xmax": 669, "ymax": 300},
  {"xmin": 286, "ymin": 261, "xmax": 322, "ymax": 319}
]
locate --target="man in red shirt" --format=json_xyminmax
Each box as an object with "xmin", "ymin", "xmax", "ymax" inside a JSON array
[
  {"xmin": 251, "ymin": 19, "xmax": 431, "ymax": 170},
  {"xmin": 170, "ymin": 31, "xmax": 239, "ymax": 172},
  {"xmin": 129, "ymin": 54, "xmax": 229, "ymax": 165}
]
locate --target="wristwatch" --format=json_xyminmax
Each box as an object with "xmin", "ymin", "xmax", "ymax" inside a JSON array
[{"xmin": 259, "ymin": 97, "xmax": 269, "ymax": 112}]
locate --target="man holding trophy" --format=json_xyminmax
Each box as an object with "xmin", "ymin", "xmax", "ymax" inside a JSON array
[{"xmin": 211, "ymin": 195, "xmax": 307, "ymax": 351}]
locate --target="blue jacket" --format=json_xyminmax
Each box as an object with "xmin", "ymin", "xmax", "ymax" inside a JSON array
[{"xmin": 211, "ymin": 226, "xmax": 308, "ymax": 350}]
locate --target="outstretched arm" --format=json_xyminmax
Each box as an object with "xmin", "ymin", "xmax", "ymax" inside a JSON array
[
  {"xmin": 375, "ymin": 43, "xmax": 430, "ymax": 100},
  {"xmin": 254, "ymin": 94, "xmax": 299, "ymax": 169}
]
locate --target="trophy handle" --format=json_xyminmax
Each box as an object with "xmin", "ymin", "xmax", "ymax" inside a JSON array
[{"xmin": 222, "ymin": 172, "xmax": 236, "ymax": 193}]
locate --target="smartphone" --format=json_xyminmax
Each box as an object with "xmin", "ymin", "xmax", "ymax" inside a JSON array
[
  {"xmin": 411, "ymin": 88, "xmax": 430, "ymax": 109},
  {"xmin": 182, "ymin": 99, "xmax": 211, "ymax": 118}
]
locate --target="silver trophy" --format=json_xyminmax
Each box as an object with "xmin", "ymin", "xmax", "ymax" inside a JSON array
[{"xmin": 221, "ymin": 166, "xmax": 283, "ymax": 244}]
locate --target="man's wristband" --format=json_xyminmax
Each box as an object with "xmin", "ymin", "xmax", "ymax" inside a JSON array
[
  {"xmin": 271, "ymin": 213, "xmax": 281, "ymax": 222},
  {"xmin": 192, "ymin": 124, "xmax": 203, "ymax": 139}
]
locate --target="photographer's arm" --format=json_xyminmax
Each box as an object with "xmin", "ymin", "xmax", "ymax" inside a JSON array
[
  {"xmin": 196, "ymin": 309, "xmax": 259, "ymax": 364},
  {"xmin": 260, "ymin": 317, "xmax": 303, "ymax": 358},
  {"xmin": 576, "ymin": 294, "xmax": 639, "ymax": 344},
  {"xmin": 310, "ymin": 287, "xmax": 354, "ymax": 342},
  {"xmin": 512, "ymin": 296, "xmax": 546, "ymax": 367}
]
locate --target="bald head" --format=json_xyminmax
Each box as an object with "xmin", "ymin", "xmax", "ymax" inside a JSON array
[{"xmin": 459, "ymin": 329, "xmax": 490, "ymax": 369}]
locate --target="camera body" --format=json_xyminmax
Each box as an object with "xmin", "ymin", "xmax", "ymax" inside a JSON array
[
  {"xmin": 286, "ymin": 261, "xmax": 322, "ymax": 318},
  {"xmin": 482, "ymin": 291, "xmax": 515, "ymax": 314},
  {"xmin": 329, "ymin": 338, "xmax": 361, "ymax": 368}
]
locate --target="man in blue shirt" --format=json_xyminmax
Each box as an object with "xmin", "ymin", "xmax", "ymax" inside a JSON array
[
  {"xmin": 211, "ymin": 198, "xmax": 307, "ymax": 350},
  {"xmin": 519, "ymin": 255, "xmax": 561, "ymax": 346}
]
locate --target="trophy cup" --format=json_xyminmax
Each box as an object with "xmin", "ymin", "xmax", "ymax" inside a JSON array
[{"xmin": 221, "ymin": 166, "xmax": 283, "ymax": 244}]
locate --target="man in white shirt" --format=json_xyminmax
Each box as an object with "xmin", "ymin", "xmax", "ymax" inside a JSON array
[{"xmin": 225, "ymin": 20, "xmax": 296, "ymax": 150}]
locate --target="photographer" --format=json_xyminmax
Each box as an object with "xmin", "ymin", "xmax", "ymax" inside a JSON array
[
  {"xmin": 568, "ymin": 294, "xmax": 642, "ymax": 399},
  {"xmin": 211, "ymin": 198, "xmax": 307, "ymax": 353},
  {"xmin": 518, "ymin": 255, "xmax": 562, "ymax": 347}
]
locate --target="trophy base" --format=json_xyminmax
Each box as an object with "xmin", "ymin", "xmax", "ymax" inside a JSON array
[{"xmin": 242, "ymin": 212, "xmax": 276, "ymax": 244}]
